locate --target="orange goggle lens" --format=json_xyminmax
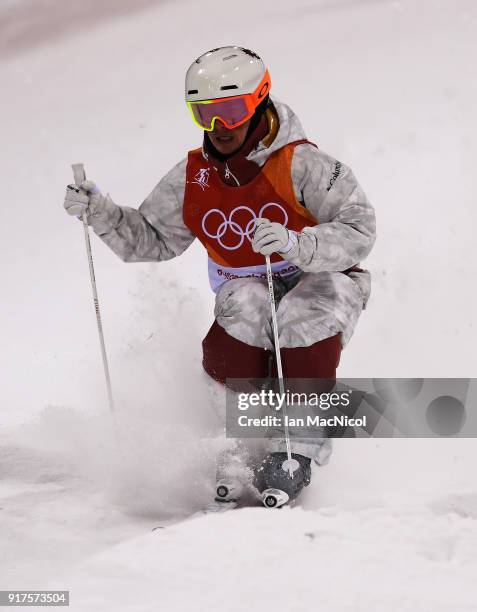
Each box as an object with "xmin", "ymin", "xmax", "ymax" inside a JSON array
[
  {"xmin": 188, "ymin": 96, "xmax": 255, "ymax": 131},
  {"xmin": 187, "ymin": 70, "xmax": 271, "ymax": 131}
]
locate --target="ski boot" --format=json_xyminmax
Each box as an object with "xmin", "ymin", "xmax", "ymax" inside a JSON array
[{"xmin": 254, "ymin": 452, "xmax": 311, "ymax": 508}]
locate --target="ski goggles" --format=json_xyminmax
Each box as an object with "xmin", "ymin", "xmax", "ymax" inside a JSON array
[{"xmin": 187, "ymin": 70, "xmax": 271, "ymax": 131}]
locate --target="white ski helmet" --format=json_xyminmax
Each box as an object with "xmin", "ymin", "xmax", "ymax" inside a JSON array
[{"xmin": 185, "ymin": 46, "xmax": 271, "ymax": 103}]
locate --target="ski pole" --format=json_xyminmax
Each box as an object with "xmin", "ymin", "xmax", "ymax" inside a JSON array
[
  {"xmin": 71, "ymin": 163, "xmax": 115, "ymax": 414},
  {"xmin": 264, "ymin": 255, "xmax": 298, "ymax": 478}
]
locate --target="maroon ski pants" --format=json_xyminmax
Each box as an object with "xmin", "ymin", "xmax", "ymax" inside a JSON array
[{"xmin": 202, "ymin": 320, "xmax": 342, "ymax": 388}]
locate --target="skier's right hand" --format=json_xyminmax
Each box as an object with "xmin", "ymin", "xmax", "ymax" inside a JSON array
[
  {"xmin": 64, "ymin": 180, "xmax": 100, "ymax": 218},
  {"xmin": 64, "ymin": 180, "xmax": 122, "ymax": 234}
]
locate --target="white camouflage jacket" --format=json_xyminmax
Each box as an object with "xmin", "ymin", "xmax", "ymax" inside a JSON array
[{"xmin": 92, "ymin": 98, "xmax": 376, "ymax": 303}]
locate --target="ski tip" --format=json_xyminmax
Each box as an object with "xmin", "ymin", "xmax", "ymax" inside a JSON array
[
  {"xmin": 215, "ymin": 479, "xmax": 242, "ymax": 503},
  {"xmin": 261, "ymin": 488, "xmax": 289, "ymax": 509}
]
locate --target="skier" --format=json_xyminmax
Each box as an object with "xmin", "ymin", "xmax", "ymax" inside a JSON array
[{"xmin": 64, "ymin": 46, "xmax": 376, "ymax": 508}]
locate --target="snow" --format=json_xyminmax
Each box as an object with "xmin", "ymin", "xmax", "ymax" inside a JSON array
[
  {"xmin": 57, "ymin": 507, "xmax": 477, "ymax": 611},
  {"xmin": 1, "ymin": 0, "xmax": 477, "ymax": 610}
]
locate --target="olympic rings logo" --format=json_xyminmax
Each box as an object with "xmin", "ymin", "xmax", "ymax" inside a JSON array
[{"xmin": 201, "ymin": 203, "xmax": 288, "ymax": 251}]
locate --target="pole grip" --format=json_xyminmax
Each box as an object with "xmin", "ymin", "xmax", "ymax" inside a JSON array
[{"xmin": 72, "ymin": 163, "xmax": 86, "ymax": 186}]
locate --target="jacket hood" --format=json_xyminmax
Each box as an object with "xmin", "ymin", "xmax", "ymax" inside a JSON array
[{"xmin": 249, "ymin": 96, "xmax": 308, "ymax": 166}]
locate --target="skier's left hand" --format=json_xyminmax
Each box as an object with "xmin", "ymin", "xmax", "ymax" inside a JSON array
[{"xmin": 252, "ymin": 218, "xmax": 296, "ymax": 256}]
